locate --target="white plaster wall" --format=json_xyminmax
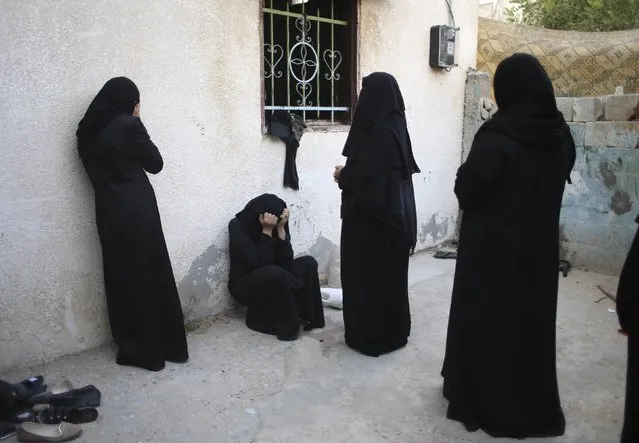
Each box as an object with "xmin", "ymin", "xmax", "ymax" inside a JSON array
[{"xmin": 0, "ymin": 0, "xmax": 477, "ymax": 370}]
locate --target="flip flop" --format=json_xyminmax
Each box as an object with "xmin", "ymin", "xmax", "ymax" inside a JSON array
[
  {"xmin": 18, "ymin": 422, "xmax": 81, "ymax": 442},
  {"xmin": 38, "ymin": 407, "xmax": 98, "ymax": 425}
]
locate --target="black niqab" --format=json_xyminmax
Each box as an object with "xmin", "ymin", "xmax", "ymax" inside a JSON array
[
  {"xmin": 483, "ymin": 53, "xmax": 569, "ymax": 149},
  {"xmin": 442, "ymin": 54, "xmax": 572, "ymax": 438},
  {"xmin": 77, "ymin": 77, "xmax": 140, "ymax": 151},
  {"xmin": 235, "ymin": 194, "xmax": 287, "ymax": 243},
  {"xmin": 343, "ymin": 72, "xmax": 420, "ymax": 179},
  {"xmin": 338, "ymin": 72, "xmax": 418, "ymax": 357}
]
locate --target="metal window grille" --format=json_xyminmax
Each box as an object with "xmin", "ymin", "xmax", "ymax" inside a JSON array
[{"xmin": 263, "ymin": 0, "xmax": 356, "ymax": 124}]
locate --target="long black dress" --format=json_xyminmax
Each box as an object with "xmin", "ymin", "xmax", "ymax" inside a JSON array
[
  {"xmin": 77, "ymin": 78, "xmax": 188, "ymax": 372},
  {"xmin": 339, "ymin": 72, "xmax": 420, "ymax": 357},
  {"xmin": 228, "ymin": 194, "xmax": 325, "ymax": 340},
  {"xmin": 616, "ymin": 215, "xmax": 639, "ymax": 443},
  {"xmin": 442, "ymin": 54, "xmax": 575, "ymax": 438}
]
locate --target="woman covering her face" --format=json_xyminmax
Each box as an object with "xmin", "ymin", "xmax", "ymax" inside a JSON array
[
  {"xmin": 77, "ymin": 77, "xmax": 188, "ymax": 372},
  {"xmin": 228, "ymin": 194, "xmax": 325, "ymax": 341}
]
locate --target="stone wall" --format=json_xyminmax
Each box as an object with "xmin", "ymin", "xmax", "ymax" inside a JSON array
[
  {"xmin": 462, "ymin": 70, "xmax": 639, "ymax": 275},
  {"xmin": 559, "ymin": 95, "xmax": 639, "ymax": 274}
]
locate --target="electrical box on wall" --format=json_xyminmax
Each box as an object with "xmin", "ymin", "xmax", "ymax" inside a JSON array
[{"xmin": 429, "ymin": 25, "xmax": 459, "ymax": 69}]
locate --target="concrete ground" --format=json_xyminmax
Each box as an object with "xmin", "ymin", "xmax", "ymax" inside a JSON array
[{"xmin": 1, "ymin": 254, "xmax": 627, "ymax": 443}]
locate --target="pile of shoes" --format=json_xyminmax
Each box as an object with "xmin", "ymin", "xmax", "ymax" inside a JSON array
[{"xmin": 0, "ymin": 375, "xmax": 101, "ymax": 442}]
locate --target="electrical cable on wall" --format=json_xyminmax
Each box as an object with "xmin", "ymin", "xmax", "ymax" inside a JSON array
[{"xmin": 445, "ymin": 0, "xmax": 456, "ymax": 27}]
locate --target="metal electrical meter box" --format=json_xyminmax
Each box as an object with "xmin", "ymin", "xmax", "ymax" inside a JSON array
[{"xmin": 429, "ymin": 25, "xmax": 459, "ymax": 69}]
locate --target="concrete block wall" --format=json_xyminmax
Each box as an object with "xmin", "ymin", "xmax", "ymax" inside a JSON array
[
  {"xmin": 463, "ymin": 76, "xmax": 639, "ymax": 275},
  {"xmin": 560, "ymin": 95, "xmax": 639, "ymax": 275}
]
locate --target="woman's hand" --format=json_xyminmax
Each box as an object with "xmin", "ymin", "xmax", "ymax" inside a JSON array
[
  {"xmin": 259, "ymin": 212, "xmax": 278, "ymax": 236},
  {"xmin": 277, "ymin": 208, "xmax": 289, "ymax": 240},
  {"xmin": 333, "ymin": 165, "xmax": 344, "ymax": 183},
  {"xmin": 278, "ymin": 208, "xmax": 290, "ymax": 227}
]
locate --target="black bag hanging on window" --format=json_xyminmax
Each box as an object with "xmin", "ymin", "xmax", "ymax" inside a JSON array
[{"xmin": 268, "ymin": 111, "xmax": 307, "ymax": 190}]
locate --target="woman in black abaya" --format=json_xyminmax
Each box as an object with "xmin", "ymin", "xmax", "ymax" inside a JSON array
[
  {"xmin": 442, "ymin": 54, "xmax": 575, "ymax": 438},
  {"xmin": 77, "ymin": 77, "xmax": 189, "ymax": 372},
  {"xmin": 334, "ymin": 72, "xmax": 420, "ymax": 357},
  {"xmin": 617, "ymin": 215, "xmax": 639, "ymax": 443},
  {"xmin": 228, "ymin": 194, "xmax": 325, "ymax": 341}
]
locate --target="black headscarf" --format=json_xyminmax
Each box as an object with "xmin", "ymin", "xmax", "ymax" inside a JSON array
[
  {"xmin": 482, "ymin": 53, "xmax": 570, "ymax": 148},
  {"xmin": 76, "ymin": 77, "xmax": 140, "ymax": 150},
  {"xmin": 235, "ymin": 194, "xmax": 287, "ymax": 243},
  {"xmin": 342, "ymin": 72, "xmax": 420, "ymax": 178}
]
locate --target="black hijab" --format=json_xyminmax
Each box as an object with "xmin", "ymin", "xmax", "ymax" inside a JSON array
[
  {"xmin": 483, "ymin": 53, "xmax": 570, "ymax": 148},
  {"xmin": 235, "ymin": 194, "xmax": 287, "ymax": 243},
  {"xmin": 342, "ymin": 72, "xmax": 420, "ymax": 178},
  {"xmin": 76, "ymin": 77, "xmax": 140, "ymax": 150}
]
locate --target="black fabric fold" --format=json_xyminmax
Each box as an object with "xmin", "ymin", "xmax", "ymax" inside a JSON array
[
  {"xmin": 479, "ymin": 53, "xmax": 574, "ymax": 183},
  {"xmin": 268, "ymin": 111, "xmax": 306, "ymax": 190},
  {"xmin": 341, "ymin": 72, "xmax": 420, "ymax": 252},
  {"xmin": 77, "ymin": 77, "xmax": 139, "ymax": 154}
]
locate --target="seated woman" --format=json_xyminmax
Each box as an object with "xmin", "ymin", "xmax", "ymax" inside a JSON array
[{"xmin": 228, "ymin": 194, "xmax": 325, "ymax": 341}]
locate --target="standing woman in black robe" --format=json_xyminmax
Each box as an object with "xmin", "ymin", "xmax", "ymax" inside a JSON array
[
  {"xmin": 228, "ymin": 194, "xmax": 325, "ymax": 341},
  {"xmin": 334, "ymin": 72, "xmax": 420, "ymax": 357},
  {"xmin": 442, "ymin": 54, "xmax": 575, "ymax": 438},
  {"xmin": 616, "ymin": 215, "xmax": 639, "ymax": 443},
  {"xmin": 77, "ymin": 77, "xmax": 189, "ymax": 372}
]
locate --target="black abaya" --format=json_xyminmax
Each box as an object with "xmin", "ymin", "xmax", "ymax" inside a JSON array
[
  {"xmin": 442, "ymin": 54, "xmax": 574, "ymax": 438},
  {"xmin": 616, "ymin": 217, "xmax": 639, "ymax": 443},
  {"xmin": 77, "ymin": 78, "xmax": 188, "ymax": 372},
  {"xmin": 228, "ymin": 194, "xmax": 325, "ymax": 340},
  {"xmin": 339, "ymin": 72, "xmax": 419, "ymax": 357}
]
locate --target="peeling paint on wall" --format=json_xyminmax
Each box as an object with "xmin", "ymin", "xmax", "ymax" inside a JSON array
[
  {"xmin": 306, "ymin": 235, "xmax": 338, "ymax": 284},
  {"xmin": 612, "ymin": 190, "xmax": 632, "ymax": 215},
  {"xmin": 419, "ymin": 214, "xmax": 450, "ymax": 246},
  {"xmin": 599, "ymin": 160, "xmax": 619, "ymax": 188},
  {"xmin": 177, "ymin": 231, "xmax": 231, "ymax": 322}
]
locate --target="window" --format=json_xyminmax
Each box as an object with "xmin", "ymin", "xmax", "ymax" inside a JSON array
[{"xmin": 262, "ymin": 0, "xmax": 358, "ymax": 125}]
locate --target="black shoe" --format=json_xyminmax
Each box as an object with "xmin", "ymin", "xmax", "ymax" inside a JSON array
[
  {"xmin": 11, "ymin": 376, "xmax": 46, "ymax": 407},
  {"xmin": 48, "ymin": 386, "xmax": 101, "ymax": 409},
  {"xmin": 38, "ymin": 406, "xmax": 98, "ymax": 425}
]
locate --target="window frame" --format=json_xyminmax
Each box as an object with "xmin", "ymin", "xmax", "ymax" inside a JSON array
[{"xmin": 259, "ymin": 0, "xmax": 360, "ymax": 131}]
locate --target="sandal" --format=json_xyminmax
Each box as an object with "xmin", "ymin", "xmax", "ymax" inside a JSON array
[{"xmin": 38, "ymin": 407, "xmax": 98, "ymax": 425}]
